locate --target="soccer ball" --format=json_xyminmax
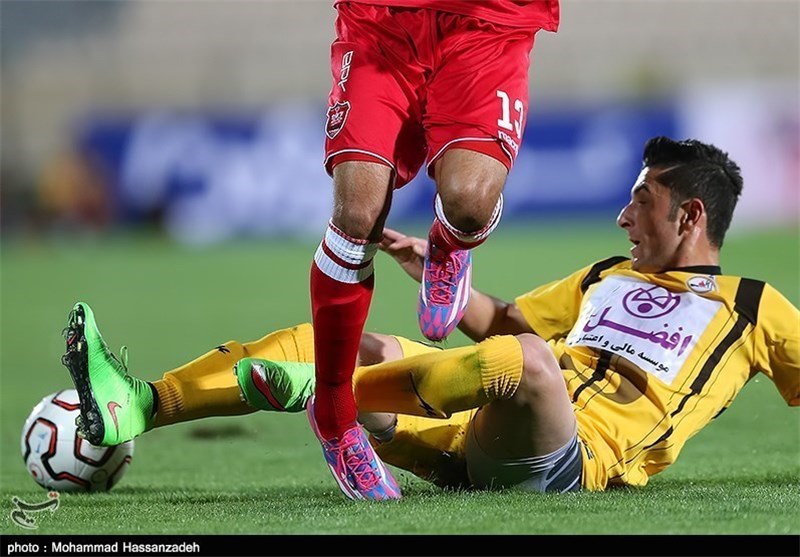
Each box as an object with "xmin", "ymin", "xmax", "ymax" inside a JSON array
[{"xmin": 21, "ymin": 389, "xmax": 134, "ymax": 492}]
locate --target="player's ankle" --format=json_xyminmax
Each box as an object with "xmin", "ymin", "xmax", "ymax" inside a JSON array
[{"xmin": 147, "ymin": 382, "xmax": 159, "ymax": 418}]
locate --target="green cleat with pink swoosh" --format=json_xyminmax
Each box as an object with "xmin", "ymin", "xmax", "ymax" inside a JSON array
[
  {"xmin": 234, "ymin": 358, "xmax": 315, "ymax": 413},
  {"xmin": 61, "ymin": 302, "xmax": 153, "ymax": 446}
]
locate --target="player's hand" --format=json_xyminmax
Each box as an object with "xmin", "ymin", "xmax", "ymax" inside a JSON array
[{"xmin": 379, "ymin": 228, "xmax": 426, "ymax": 283}]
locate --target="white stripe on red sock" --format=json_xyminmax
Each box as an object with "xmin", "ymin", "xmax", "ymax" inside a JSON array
[
  {"xmin": 313, "ymin": 221, "xmax": 378, "ymax": 284},
  {"xmin": 434, "ymin": 194, "xmax": 503, "ymax": 246}
]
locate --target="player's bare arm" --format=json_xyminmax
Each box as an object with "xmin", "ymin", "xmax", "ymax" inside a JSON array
[
  {"xmin": 459, "ymin": 293, "xmax": 533, "ymax": 342},
  {"xmin": 380, "ymin": 228, "xmax": 534, "ymax": 341}
]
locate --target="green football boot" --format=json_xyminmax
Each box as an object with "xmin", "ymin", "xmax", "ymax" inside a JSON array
[
  {"xmin": 234, "ymin": 358, "xmax": 315, "ymax": 413},
  {"xmin": 61, "ymin": 302, "xmax": 154, "ymax": 446}
]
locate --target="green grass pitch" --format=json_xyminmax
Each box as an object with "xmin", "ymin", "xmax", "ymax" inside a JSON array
[{"xmin": 1, "ymin": 221, "xmax": 798, "ymax": 535}]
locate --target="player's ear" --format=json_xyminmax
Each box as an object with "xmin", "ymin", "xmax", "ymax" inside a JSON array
[{"xmin": 680, "ymin": 198, "xmax": 705, "ymax": 229}]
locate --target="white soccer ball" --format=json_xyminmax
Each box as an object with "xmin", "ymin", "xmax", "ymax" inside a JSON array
[{"xmin": 21, "ymin": 389, "xmax": 134, "ymax": 492}]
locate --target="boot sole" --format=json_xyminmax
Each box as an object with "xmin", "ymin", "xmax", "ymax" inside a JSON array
[{"xmin": 61, "ymin": 305, "xmax": 106, "ymax": 446}]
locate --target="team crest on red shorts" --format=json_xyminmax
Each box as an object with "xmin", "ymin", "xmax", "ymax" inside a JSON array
[{"xmin": 326, "ymin": 101, "xmax": 350, "ymax": 139}]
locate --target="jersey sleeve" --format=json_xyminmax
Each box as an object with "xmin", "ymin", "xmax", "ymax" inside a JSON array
[
  {"xmin": 754, "ymin": 284, "xmax": 800, "ymax": 407},
  {"xmin": 513, "ymin": 263, "xmax": 593, "ymax": 341}
]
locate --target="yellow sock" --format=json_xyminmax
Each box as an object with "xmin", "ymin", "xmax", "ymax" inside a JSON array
[
  {"xmin": 353, "ymin": 335, "xmax": 523, "ymax": 418},
  {"xmin": 152, "ymin": 323, "xmax": 314, "ymax": 427}
]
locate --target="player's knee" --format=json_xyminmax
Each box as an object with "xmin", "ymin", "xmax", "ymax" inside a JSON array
[
  {"xmin": 358, "ymin": 333, "xmax": 402, "ymax": 366},
  {"xmin": 332, "ymin": 162, "xmax": 393, "ymax": 240},
  {"xmin": 437, "ymin": 174, "xmax": 505, "ymax": 232},
  {"xmin": 515, "ymin": 333, "xmax": 562, "ymax": 394},
  {"xmin": 332, "ymin": 205, "xmax": 384, "ymax": 241}
]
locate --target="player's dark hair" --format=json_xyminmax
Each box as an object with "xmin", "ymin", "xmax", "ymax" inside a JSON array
[{"xmin": 643, "ymin": 136, "xmax": 743, "ymax": 248}]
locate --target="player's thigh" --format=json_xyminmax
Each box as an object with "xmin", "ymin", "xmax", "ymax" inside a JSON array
[
  {"xmin": 465, "ymin": 422, "xmax": 582, "ymax": 493},
  {"xmin": 465, "ymin": 334, "xmax": 581, "ymax": 493},
  {"xmin": 468, "ymin": 334, "xmax": 576, "ymax": 460},
  {"xmin": 325, "ymin": 3, "xmax": 427, "ymax": 188},
  {"xmin": 425, "ymin": 18, "xmax": 536, "ymax": 175}
]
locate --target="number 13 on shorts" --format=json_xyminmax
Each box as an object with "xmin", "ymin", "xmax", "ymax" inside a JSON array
[
  {"xmin": 495, "ymin": 89, "xmax": 525, "ymax": 160},
  {"xmin": 497, "ymin": 90, "xmax": 524, "ymax": 139}
]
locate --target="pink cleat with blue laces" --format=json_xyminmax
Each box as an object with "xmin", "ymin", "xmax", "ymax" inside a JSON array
[
  {"xmin": 306, "ymin": 395, "xmax": 402, "ymax": 501},
  {"xmin": 417, "ymin": 240, "xmax": 472, "ymax": 342}
]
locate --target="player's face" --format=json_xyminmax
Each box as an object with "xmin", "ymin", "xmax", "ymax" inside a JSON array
[{"xmin": 616, "ymin": 167, "xmax": 682, "ymax": 272}]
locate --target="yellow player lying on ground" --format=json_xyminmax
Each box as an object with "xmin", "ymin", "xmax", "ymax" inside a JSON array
[{"xmin": 61, "ymin": 136, "xmax": 799, "ymax": 494}]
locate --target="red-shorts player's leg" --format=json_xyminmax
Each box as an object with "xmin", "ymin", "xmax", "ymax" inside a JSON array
[
  {"xmin": 311, "ymin": 162, "xmax": 390, "ymax": 442},
  {"xmin": 310, "ymin": 3, "xmax": 426, "ymax": 500},
  {"xmin": 309, "ymin": 161, "xmax": 402, "ymax": 501},
  {"xmin": 311, "ymin": 2, "xmax": 424, "ymax": 498},
  {"xmin": 417, "ymin": 15, "xmax": 539, "ymax": 342},
  {"xmin": 417, "ymin": 150, "xmax": 508, "ymax": 342},
  {"xmin": 311, "ymin": 230, "xmax": 375, "ymax": 441}
]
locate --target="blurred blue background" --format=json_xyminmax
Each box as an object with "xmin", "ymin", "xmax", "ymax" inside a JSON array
[{"xmin": 1, "ymin": 0, "xmax": 797, "ymax": 244}]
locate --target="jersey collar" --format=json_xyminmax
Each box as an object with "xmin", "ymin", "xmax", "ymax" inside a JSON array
[{"xmin": 671, "ymin": 265, "xmax": 722, "ymax": 275}]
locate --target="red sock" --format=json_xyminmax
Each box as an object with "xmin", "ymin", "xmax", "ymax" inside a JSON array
[
  {"xmin": 310, "ymin": 222, "xmax": 378, "ymax": 440},
  {"xmin": 429, "ymin": 219, "xmax": 468, "ymax": 251}
]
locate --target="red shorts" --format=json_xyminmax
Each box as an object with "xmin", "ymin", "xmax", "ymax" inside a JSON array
[{"xmin": 324, "ymin": 3, "xmax": 539, "ymax": 188}]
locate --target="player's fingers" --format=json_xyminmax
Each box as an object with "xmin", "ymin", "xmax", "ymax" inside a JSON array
[
  {"xmin": 390, "ymin": 237, "xmax": 416, "ymax": 251},
  {"xmin": 380, "ymin": 237, "xmax": 414, "ymax": 254},
  {"xmin": 381, "ymin": 228, "xmax": 405, "ymax": 243},
  {"xmin": 378, "ymin": 237, "xmax": 392, "ymax": 251}
]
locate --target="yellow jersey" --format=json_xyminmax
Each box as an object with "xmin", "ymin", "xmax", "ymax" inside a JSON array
[{"xmin": 515, "ymin": 257, "xmax": 799, "ymax": 491}]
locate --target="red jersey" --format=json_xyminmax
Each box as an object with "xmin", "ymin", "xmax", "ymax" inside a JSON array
[{"xmin": 334, "ymin": 0, "xmax": 560, "ymax": 31}]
